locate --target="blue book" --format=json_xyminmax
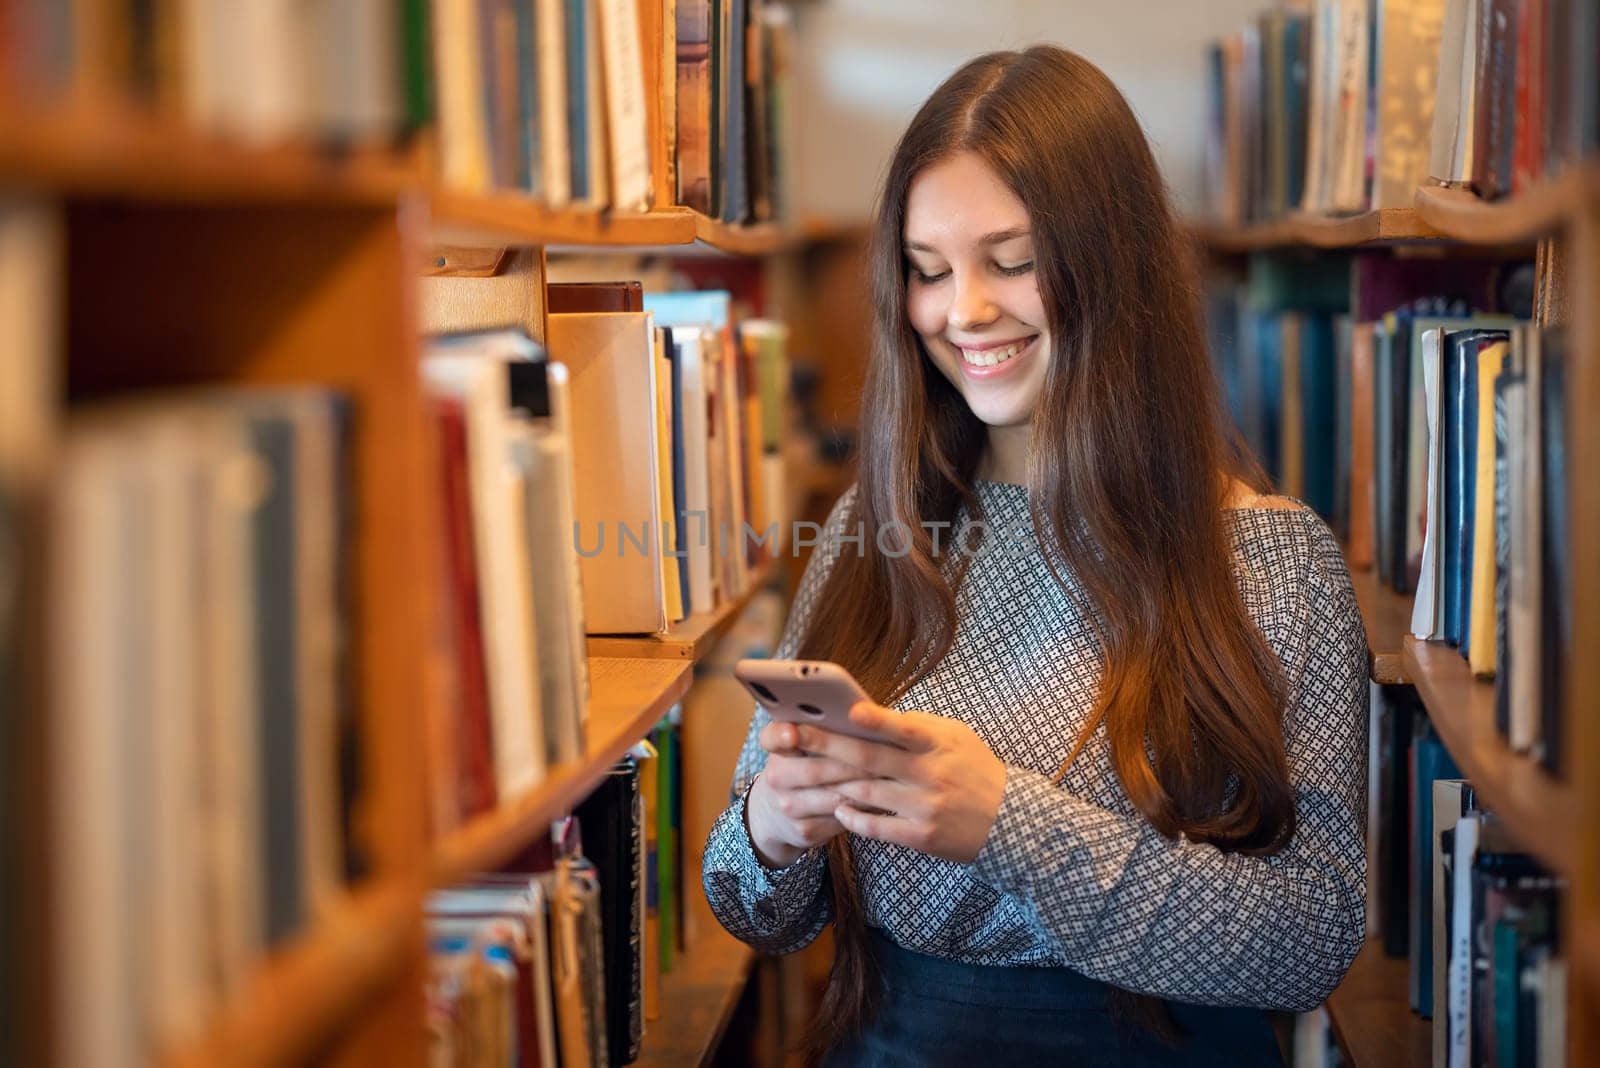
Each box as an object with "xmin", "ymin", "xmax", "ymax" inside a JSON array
[
  {"xmin": 1299, "ymin": 312, "xmax": 1337, "ymax": 520},
  {"xmin": 564, "ymin": 0, "xmax": 589, "ymax": 200},
  {"xmin": 643, "ymin": 290, "xmax": 732, "ymax": 330},
  {"xmin": 1256, "ymin": 315, "xmax": 1284, "ymax": 484},
  {"xmin": 1442, "ymin": 331, "xmax": 1471, "ymax": 646}
]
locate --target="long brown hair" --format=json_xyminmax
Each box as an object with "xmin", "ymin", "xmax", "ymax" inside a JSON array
[{"xmin": 795, "ymin": 46, "xmax": 1296, "ymax": 1058}]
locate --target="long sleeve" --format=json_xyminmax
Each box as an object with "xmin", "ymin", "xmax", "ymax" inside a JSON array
[
  {"xmin": 970, "ymin": 523, "xmax": 1369, "ymax": 1011},
  {"xmin": 700, "ymin": 489, "xmax": 858, "ymax": 955}
]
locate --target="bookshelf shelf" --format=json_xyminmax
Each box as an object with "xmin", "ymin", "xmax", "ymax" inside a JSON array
[
  {"xmin": 1401, "ymin": 637, "xmax": 1576, "ymax": 876},
  {"xmin": 432, "ymin": 656, "xmax": 694, "ymax": 884},
  {"xmin": 163, "ymin": 880, "xmax": 419, "ymax": 1068},
  {"xmin": 689, "ymin": 211, "xmax": 792, "ymax": 255},
  {"xmin": 1324, "ymin": 939, "xmax": 1429, "ymax": 1068},
  {"xmin": 1413, "ymin": 165, "xmax": 1600, "ymax": 244},
  {"xmin": 428, "ymin": 190, "xmax": 698, "ymax": 247},
  {"xmin": 636, "ymin": 927, "xmax": 757, "ymax": 1067},
  {"xmin": 1345, "ymin": 558, "xmax": 1412, "ymax": 685},
  {"xmin": 0, "ymin": 105, "xmax": 416, "ymax": 205},
  {"xmin": 586, "ymin": 557, "xmax": 784, "ymax": 661},
  {"xmin": 1191, "ymin": 208, "xmax": 1441, "ymax": 252}
]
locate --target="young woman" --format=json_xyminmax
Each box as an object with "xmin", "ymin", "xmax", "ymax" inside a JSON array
[{"xmin": 702, "ymin": 46, "xmax": 1367, "ymax": 1065}]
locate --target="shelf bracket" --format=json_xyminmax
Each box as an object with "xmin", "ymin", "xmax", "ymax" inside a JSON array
[{"xmin": 424, "ymin": 245, "xmax": 512, "ymax": 278}]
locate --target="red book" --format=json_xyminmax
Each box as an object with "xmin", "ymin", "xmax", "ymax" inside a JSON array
[
  {"xmin": 436, "ymin": 398, "xmax": 498, "ymax": 819},
  {"xmin": 1511, "ymin": 0, "xmax": 1545, "ymax": 193}
]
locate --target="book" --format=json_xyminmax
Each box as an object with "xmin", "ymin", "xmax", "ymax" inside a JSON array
[
  {"xmin": 595, "ymin": 0, "xmax": 652, "ymax": 210},
  {"xmin": 1467, "ymin": 339, "xmax": 1508, "ymax": 675},
  {"xmin": 574, "ymin": 759, "xmax": 643, "ymax": 1063},
  {"xmin": 546, "ymin": 311, "xmax": 669, "ymax": 635}
]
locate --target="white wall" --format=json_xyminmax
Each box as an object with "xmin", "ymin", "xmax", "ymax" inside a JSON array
[{"xmin": 790, "ymin": 0, "xmax": 1266, "ymax": 220}]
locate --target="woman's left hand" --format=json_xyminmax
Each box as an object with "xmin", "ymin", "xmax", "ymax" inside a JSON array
[{"xmin": 788, "ymin": 701, "xmax": 1008, "ymax": 864}]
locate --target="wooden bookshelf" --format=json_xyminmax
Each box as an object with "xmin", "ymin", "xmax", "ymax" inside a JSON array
[
  {"xmin": 428, "ymin": 190, "xmax": 699, "ymax": 247},
  {"xmin": 1402, "ymin": 637, "xmax": 1576, "ymax": 876},
  {"xmin": 1191, "ymin": 207, "xmax": 1441, "ymax": 252},
  {"xmin": 163, "ymin": 880, "xmax": 419, "ymax": 1068},
  {"xmin": 1323, "ymin": 940, "xmax": 1429, "ymax": 1068},
  {"xmin": 432, "ymin": 656, "xmax": 695, "ymax": 884},
  {"xmin": 0, "ymin": 105, "xmax": 416, "ymax": 205},
  {"xmin": 1414, "ymin": 165, "xmax": 1600, "ymax": 244},
  {"xmin": 636, "ymin": 927, "xmax": 758, "ymax": 1067},
  {"xmin": 587, "ymin": 557, "xmax": 785, "ymax": 661},
  {"xmin": 1345, "ymin": 557, "xmax": 1412, "ymax": 685}
]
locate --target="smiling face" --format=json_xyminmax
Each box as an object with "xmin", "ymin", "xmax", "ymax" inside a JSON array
[{"xmin": 903, "ymin": 150, "xmax": 1051, "ymax": 433}]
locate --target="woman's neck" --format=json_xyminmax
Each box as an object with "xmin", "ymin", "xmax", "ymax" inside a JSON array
[{"xmin": 979, "ymin": 423, "xmax": 1031, "ymax": 486}]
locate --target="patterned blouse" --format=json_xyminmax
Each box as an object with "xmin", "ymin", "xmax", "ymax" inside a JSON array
[{"xmin": 701, "ymin": 481, "xmax": 1369, "ymax": 1012}]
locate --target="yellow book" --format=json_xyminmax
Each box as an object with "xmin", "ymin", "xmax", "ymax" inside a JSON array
[
  {"xmin": 655, "ymin": 327, "xmax": 684, "ymax": 623},
  {"xmin": 1468, "ymin": 340, "xmax": 1507, "ymax": 678}
]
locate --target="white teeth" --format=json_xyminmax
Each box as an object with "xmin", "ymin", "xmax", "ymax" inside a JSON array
[{"xmin": 959, "ymin": 339, "xmax": 1031, "ymax": 367}]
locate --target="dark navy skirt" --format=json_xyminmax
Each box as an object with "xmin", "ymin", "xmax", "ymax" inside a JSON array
[{"xmin": 821, "ymin": 930, "xmax": 1283, "ymax": 1067}]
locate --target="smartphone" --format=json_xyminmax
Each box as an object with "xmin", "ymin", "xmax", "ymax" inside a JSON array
[{"xmin": 733, "ymin": 659, "xmax": 898, "ymax": 746}]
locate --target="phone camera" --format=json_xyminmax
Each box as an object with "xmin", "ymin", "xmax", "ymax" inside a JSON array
[
  {"xmin": 752, "ymin": 682, "xmax": 778, "ymax": 703},
  {"xmin": 799, "ymin": 664, "xmax": 812, "ymax": 676},
  {"xmin": 798, "ymin": 703, "xmax": 825, "ymax": 718}
]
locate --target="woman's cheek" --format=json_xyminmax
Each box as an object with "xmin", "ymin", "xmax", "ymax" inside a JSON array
[{"xmin": 905, "ymin": 286, "xmax": 946, "ymax": 339}]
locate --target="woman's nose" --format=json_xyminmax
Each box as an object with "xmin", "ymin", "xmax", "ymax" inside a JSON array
[{"xmin": 947, "ymin": 274, "xmax": 999, "ymax": 332}]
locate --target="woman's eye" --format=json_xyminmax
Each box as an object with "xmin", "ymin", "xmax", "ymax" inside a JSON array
[
  {"xmin": 910, "ymin": 267, "xmax": 950, "ymax": 284},
  {"xmin": 995, "ymin": 261, "xmax": 1035, "ymax": 277}
]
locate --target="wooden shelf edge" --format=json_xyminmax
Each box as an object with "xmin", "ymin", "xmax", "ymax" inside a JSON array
[
  {"xmin": 428, "ymin": 190, "xmax": 697, "ymax": 247},
  {"xmin": 1192, "ymin": 208, "xmax": 1443, "ymax": 251},
  {"xmin": 0, "ymin": 104, "xmax": 416, "ymax": 206},
  {"xmin": 163, "ymin": 879, "xmax": 419, "ymax": 1068},
  {"xmin": 431, "ymin": 656, "xmax": 694, "ymax": 884},
  {"xmin": 1324, "ymin": 940, "xmax": 1430, "ymax": 1067},
  {"xmin": 586, "ymin": 556, "xmax": 785, "ymax": 661},
  {"xmin": 1413, "ymin": 166, "xmax": 1600, "ymax": 244},
  {"xmin": 636, "ymin": 927, "xmax": 757, "ymax": 1067},
  {"xmin": 1401, "ymin": 637, "xmax": 1575, "ymax": 875}
]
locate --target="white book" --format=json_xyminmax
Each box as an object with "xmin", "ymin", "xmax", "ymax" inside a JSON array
[
  {"xmin": 582, "ymin": 0, "xmax": 612, "ymax": 208},
  {"xmin": 50, "ymin": 431, "xmax": 141, "ymax": 1068},
  {"xmin": 1329, "ymin": 0, "xmax": 1371, "ymax": 213},
  {"xmin": 309, "ymin": 0, "xmax": 403, "ymax": 143},
  {"xmin": 674, "ymin": 329, "xmax": 715, "ymax": 615},
  {"xmin": 432, "ymin": 0, "xmax": 492, "ymax": 190},
  {"xmin": 1431, "ymin": 779, "xmax": 1472, "ymax": 1065},
  {"xmin": 137, "ymin": 419, "xmax": 212, "ymax": 1047},
  {"xmin": 1428, "ymin": 0, "xmax": 1479, "ymax": 185},
  {"xmin": 536, "ymin": 0, "xmax": 574, "ymax": 208},
  {"xmin": 1412, "ymin": 328, "xmax": 1445, "ymax": 638},
  {"xmin": 1446, "ymin": 811, "xmax": 1481, "ymax": 1068},
  {"xmin": 234, "ymin": 0, "xmax": 310, "ymax": 143},
  {"xmin": 507, "ymin": 417, "xmax": 583, "ymax": 766},
  {"xmin": 595, "ymin": 0, "xmax": 652, "ymax": 210},
  {"xmin": 543, "ymin": 363, "xmax": 591, "ymax": 715},
  {"xmin": 423, "ymin": 352, "xmax": 547, "ymax": 799}
]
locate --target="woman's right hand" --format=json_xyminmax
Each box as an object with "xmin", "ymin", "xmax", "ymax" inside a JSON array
[{"xmin": 744, "ymin": 720, "xmax": 858, "ymax": 869}]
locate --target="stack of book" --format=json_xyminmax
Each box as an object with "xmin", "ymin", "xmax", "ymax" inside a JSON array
[
  {"xmin": 1366, "ymin": 688, "xmax": 1566, "ymax": 1066},
  {"xmin": 41, "ymin": 388, "xmax": 359, "ymax": 1066},
  {"xmin": 1204, "ymin": 0, "xmax": 1600, "ymax": 223},
  {"xmin": 1209, "ymin": 252, "xmax": 1568, "ymax": 768},
  {"xmin": 428, "ymin": 711, "xmax": 689, "ymax": 1067},
  {"xmin": 0, "ymin": 0, "xmax": 424, "ymax": 144},
  {"xmin": 432, "ymin": 0, "xmax": 797, "ymax": 220},
  {"xmin": 424, "ymin": 286, "xmax": 789, "ymax": 828}
]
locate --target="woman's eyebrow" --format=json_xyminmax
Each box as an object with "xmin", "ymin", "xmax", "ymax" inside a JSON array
[{"xmin": 903, "ymin": 228, "xmax": 1031, "ymax": 253}]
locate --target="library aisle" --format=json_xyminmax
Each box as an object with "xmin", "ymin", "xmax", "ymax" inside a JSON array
[{"xmin": 3, "ymin": 2, "xmax": 1596, "ymax": 1068}]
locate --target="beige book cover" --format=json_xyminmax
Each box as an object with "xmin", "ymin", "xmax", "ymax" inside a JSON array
[
  {"xmin": 1375, "ymin": 0, "xmax": 1447, "ymax": 208},
  {"xmin": 674, "ymin": 328, "xmax": 715, "ymax": 615},
  {"xmin": 1329, "ymin": 0, "xmax": 1372, "ymax": 213},
  {"xmin": 536, "ymin": 0, "xmax": 574, "ymax": 207},
  {"xmin": 1428, "ymin": 0, "xmax": 1480, "ymax": 185},
  {"xmin": 1509, "ymin": 331, "xmax": 1541, "ymax": 749},
  {"xmin": 1280, "ymin": 314, "xmax": 1306, "ymax": 499},
  {"xmin": 596, "ymin": 0, "xmax": 653, "ymax": 210},
  {"xmin": 547, "ymin": 311, "xmax": 668, "ymax": 634},
  {"xmin": 431, "ymin": 0, "xmax": 491, "ymax": 190}
]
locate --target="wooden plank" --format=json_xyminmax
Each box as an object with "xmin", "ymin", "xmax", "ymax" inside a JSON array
[
  {"xmin": 428, "ymin": 190, "xmax": 696, "ymax": 248},
  {"xmin": 1413, "ymin": 167, "xmax": 1599, "ymax": 245},
  {"xmin": 587, "ymin": 557, "xmax": 784, "ymax": 661},
  {"xmin": 163, "ymin": 880, "xmax": 419, "ymax": 1068},
  {"xmin": 431, "ymin": 657, "xmax": 693, "ymax": 883},
  {"xmin": 1345, "ymin": 556, "xmax": 1412, "ymax": 684},
  {"xmin": 1324, "ymin": 940, "xmax": 1430, "ymax": 1068},
  {"xmin": 636, "ymin": 926, "xmax": 757, "ymax": 1067},
  {"xmin": 1402, "ymin": 638, "xmax": 1576, "ymax": 875},
  {"xmin": 1190, "ymin": 208, "xmax": 1441, "ymax": 252},
  {"xmin": 0, "ymin": 105, "xmax": 413, "ymax": 205}
]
